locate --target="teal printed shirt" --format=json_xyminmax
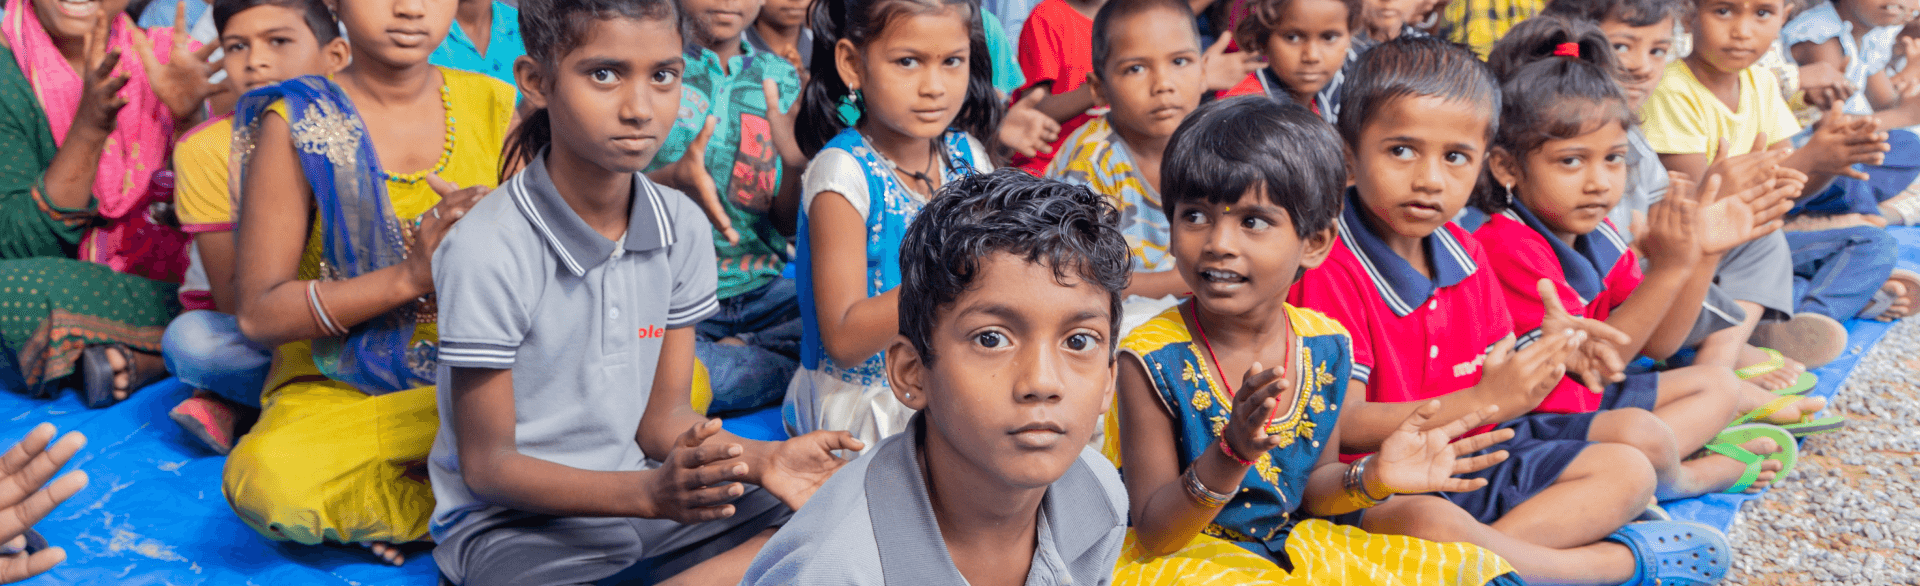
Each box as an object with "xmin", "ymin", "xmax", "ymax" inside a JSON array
[
  {"xmin": 429, "ymin": 1, "xmax": 525, "ymax": 86},
  {"xmin": 647, "ymin": 40, "xmax": 802, "ymax": 300}
]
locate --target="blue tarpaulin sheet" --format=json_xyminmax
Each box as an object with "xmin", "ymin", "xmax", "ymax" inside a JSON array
[{"xmin": 5, "ymin": 226, "xmax": 1915, "ymax": 584}]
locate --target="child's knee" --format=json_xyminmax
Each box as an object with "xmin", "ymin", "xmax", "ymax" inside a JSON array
[
  {"xmin": 1666, "ymin": 366, "xmax": 1741, "ymax": 411},
  {"xmin": 1364, "ymin": 495, "xmax": 1483, "ymax": 543},
  {"xmin": 1571, "ymin": 442, "xmax": 1658, "ymax": 501},
  {"xmin": 1592, "ymin": 409, "xmax": 1674, "ymax": 463}
]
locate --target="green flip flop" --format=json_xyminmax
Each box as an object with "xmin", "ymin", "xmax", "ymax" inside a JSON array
[
  {"xmin": 1697, "ymin": 423, "xmax": 1797, "ymax": 494},
  {"xmin": 1733, "ymin": 395, "xmax": 1846, "ymax": 438},
  {"xmin": 1736, "ymin": 348, "xmax": 1817, "ymax": 395}
]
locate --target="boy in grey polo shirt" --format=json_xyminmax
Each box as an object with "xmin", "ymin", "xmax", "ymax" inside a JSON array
[
  {"xmin": 743, "ymin": 170, "xmax": 1132, "ymax": 586},
  {"xmin": 427, "ymin": 2, "xmax": 860, "ymax": 582}
]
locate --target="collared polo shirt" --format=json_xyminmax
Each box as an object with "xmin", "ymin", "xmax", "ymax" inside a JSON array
[
  {"xmin": 1473, "ymin": 203, "xmax": 1642, "ymax": 414},
  {"xmin": 1288, "ymin": 192, "xmax": 1513, "ymax": 426},
  {"xmin": 428, "ymin": 0, "xmax": 525, "ymax": 85},
  {"xmin": 742, "ymin": 415, "xmax": 1129, "ymax": 586},
  {"xmin": 426, "ymin": 152, "xmax": 718, "ymax": 537}
]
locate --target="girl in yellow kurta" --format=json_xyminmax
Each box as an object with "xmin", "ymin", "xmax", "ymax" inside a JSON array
[{"xmin": 221, "ymin": 0, "xmax": 514, "ymax": 564}]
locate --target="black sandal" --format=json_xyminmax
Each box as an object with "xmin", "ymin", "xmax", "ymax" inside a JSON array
[
  {"xmin": 0, "ymin": 529, "xmax": 48, "ymax": 556},
  {"xmin": 81, "ymin": 344, "xmax": 166, "ymax": 408}
]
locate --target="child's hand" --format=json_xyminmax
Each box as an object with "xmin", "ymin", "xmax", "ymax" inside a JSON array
[
  {"xmin": 1699, "ymin": 133, "xmax": 1786, "ymax": 202},
  {"xmin": 1698, "ymin": 174, "xmax": 1774, "ymax": 255},
  {"xmin": 1748, "ymin": 166, "xmax": 1806, "ymax": 233},
  {"xmin": 1797, "ymin": 61, "xmax": 1854, "ymax": 110},
  {"xmin": 129, "ymin": 5, "xmax": 225, "ymax": 121},
  {"xmin": 647, "ymin": 419, "xmax": 753, "ymax": 524},
  {"xmin": 0, "ymin": 424, "xmax": 87, "ymax": 583},
  {"xmin": 1369, "ymin": 402, "xmax": 1514, "ymax": 495},
  {"xmin": 1805, "ymin": 101, "xmax": 1890, "ymax": 180},
  {"xmin": 1642, "ymin": 174, "xmax": 1703, "ymax": 269},
  {"xmin": 75, "ymin": 16, "xmax": 130, "ymax": 134},
  {"xmin": 761, "ymin": 79, "xmax": 808, "ymax": 171},
  {"xmin": 648, "ymin": 116, "xmax": 740, "ymax": 245},
  {"xmin": 998, "ymin": 89, "xmax": 1059, "ymax": 157},
  {"xmin": 1202, "ymin": 35, "xmax": 1262, "ymax": 93},
  {"xmin": 756, "ymin": 431, "xmax": 863, "ymax": 510},
  {"xmin": 1535, "ymin": 279, "xmax": 1628, "ymax": 394},
  {"xmin": 1218, "ymin": 362, "xmax": 1293, "ymax": 465},
  {"xmin": 411, "ymin": 175, "xmax": 491, "ymax": 292},
  {"xmin": 1476, "ymin": 332, "xmax": 1573, "ymax": 412}
]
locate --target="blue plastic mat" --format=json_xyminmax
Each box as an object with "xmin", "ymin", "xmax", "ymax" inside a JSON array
[
  {"xmin": 1662, "ymin": 225, "xmax": 1920, "ymax": 531},
  {"xmin": 4, "ymin": 227, "xmax": 1915, "ymax": 584}
]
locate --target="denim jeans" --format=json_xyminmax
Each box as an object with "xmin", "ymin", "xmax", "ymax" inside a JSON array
[
  {"xmin": 694, "ymin": 277, "xmax": 802, "ymax": 416},
  {"xmin": 162, "ymin": 310, "xmax": 272, "ymax": 408},
  {"xmin": 1787, "ymin": 226, "xmax": 1898, "ymax": 322}
]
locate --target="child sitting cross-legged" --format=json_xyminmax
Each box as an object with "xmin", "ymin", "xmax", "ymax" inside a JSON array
[
  {"xmin": 427, "ymin": 0, "xmax": 861, "ymax": 583},
  {"xmin": 743, "ymin": 169, "xmax": 1132, "ymax": 585},
  {"xmin": 1110, "ymin": 94, "xmax": 1525, "ymax": 585},
  {"xmin": 1045, "ymin": 0, "xmax": 1208, "ymax": 303},
  {"xmin": 163, "ymin": 0, "xmax": 352, "ymax": 455},
  {"xmin": 1471, "ymin": 15, "xmax": 1825, "ymax": 500},
  {"xmin": 1289, "ymin": 36, "xmax": 1733, "ymax": 585}
]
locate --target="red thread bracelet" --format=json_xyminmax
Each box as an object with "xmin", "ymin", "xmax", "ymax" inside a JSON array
[{"xmin": 1219, "ymin": 438, "xmax": 1257, "ymax": 466}]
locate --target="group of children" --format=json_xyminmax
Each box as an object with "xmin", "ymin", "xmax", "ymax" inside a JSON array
[{"xmin": 0, "ymin": 0, "xmax": 1914, "ymax": 580}]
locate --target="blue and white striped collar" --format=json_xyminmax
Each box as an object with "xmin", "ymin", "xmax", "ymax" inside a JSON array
[
  {"xmin": 1503, "ymin": 201, "xmax": 1629, "ymax": 304},
  {"xmin": 508, "ymin": 150, "xmax": 676, "ymax": 277},
  {"xmin": 1335, "ymin": 189, "xmax": 1479, "ymax": 317}
]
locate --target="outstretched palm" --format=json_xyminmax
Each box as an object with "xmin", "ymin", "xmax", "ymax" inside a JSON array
[
  {"xmin": 0, "ymin": 424, "xmax": 88, "ymax": 584},
  {"xmin": 756, "ymin": 431, "xmax": 863, "ymax": 510},
  {"xmin": 1372, "ymin": 402, "xmax": 1514, "ymax": 495}
]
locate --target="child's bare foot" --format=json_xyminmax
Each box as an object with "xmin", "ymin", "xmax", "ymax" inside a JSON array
[
  {"xmin": 1865, "ymin": 269, "xmax": 1920, "ymax": 321},
  {"xmin": 102, "ymin": 348, "xmax": 167, "ymax": 402},
  {"xmin": 1735, "ymin": 345, "xmax": 1805, "ymax": 391},
  {"xmin": 363, "ymin": 542, "xmax": 404, "ymax": 566},
  {"xmin": 1682, "ymin": 436, "xmax": 1785, "ymax": 495}
]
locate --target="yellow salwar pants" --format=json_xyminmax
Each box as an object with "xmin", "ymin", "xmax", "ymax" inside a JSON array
[
  {"xmin": 1113, "ymin": 519, "xmax": 1520, "ymax": 586},
  {"xmin": 222, "ymin": 380, "xmax": 438, "ymax": 545}
]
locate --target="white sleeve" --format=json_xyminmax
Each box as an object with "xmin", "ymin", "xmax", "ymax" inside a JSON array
[
  {"xmin": 966, "ymin": 135, "xmax": 995, "ymax": 173},
  {"xmin": 801, "ymin": 148, "xmax": 872, "ymax": 222}
]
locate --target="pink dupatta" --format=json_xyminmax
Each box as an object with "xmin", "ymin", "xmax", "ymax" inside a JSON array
[{"xmin": 1, "ymin": 0, "xmax": 189, "ymax": 283}]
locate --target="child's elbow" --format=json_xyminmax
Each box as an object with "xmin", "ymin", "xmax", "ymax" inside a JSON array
[
  {"xmin": 822, "ymin": 338, "xmax": 875, "ymax": 368},
  {"xmin": 234, "ymin": 311, "xmax": 279, "ymax": 347},
  {"xmin": 1135, "ymin": 531, "xmax": 1191, "ymax": 558}
]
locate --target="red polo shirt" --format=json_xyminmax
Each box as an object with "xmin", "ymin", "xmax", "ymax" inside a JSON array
[
  {"xmin": 1289, "ymin": 193, "xmax": 1515, "ymax": 455},
  {"xmin": 1470, "ymin": 204, "xmax": 1643, "ymax": 414},
  {"xmin": 1014, "ymin": 0, "xmax": 1095, "ymax": 173}
]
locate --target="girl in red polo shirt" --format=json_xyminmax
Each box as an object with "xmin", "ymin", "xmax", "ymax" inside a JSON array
[{"xmin": 1470, "ymin": 16, "xmax": 1838, "ymax": 501}]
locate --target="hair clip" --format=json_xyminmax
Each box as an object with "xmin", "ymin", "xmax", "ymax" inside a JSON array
[{"xmin": 1553, "ymin": 42, "xmax": 1580, "ymax": 58}]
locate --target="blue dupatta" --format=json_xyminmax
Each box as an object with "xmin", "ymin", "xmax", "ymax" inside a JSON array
[{"xmin": 233, "ymin": 75, "xmax": 434, "ymax": 395}]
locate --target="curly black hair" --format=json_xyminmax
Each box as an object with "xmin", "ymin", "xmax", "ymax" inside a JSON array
[{"xmin": 897, "ymin": 168, "xmax": 1133, "ymax": 366}]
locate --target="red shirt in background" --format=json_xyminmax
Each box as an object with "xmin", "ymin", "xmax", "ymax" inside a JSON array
[
  {"xmin": 1470, "ymin": 205, "xmax": 1643, "ymax": 415},
  {"xmin": 1015, "ymin": 0, "xmax": 1096, "ymax": 173}
]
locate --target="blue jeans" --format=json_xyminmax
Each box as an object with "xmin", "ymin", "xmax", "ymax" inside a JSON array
[
  {"xmin": 1787, "ymin": 226, "xmax": 1898, "ymax": 322},
  {"xmin": 694, "ymin": 278, "xmax": 802, "ymax": 416},
  {"xmin": 162, "ymin": 310, "xmax": 271, "ymax": 408}
]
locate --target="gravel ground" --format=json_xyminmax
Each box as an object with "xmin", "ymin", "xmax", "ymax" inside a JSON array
[{"xmin": 1725, "ymin": 316, "xmax": 1920, "ymax": 585}]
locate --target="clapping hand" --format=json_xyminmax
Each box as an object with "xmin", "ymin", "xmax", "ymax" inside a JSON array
[
  {"xmin": 1369, "ymin": 402, "xmax": 1514, "ymax": 494},
  {"xmin": 75, "ymin": 15, "xmax": 131, "ymax": 134},
  {"xmin": 645, "ymin": 418, "xmax": 753, "ymax": 524},
  {"xmin": 998, "ymin": 89, "xmax": 1060, "ymax": 158},
  {"xmin": 0, "ymin": 424, "xmax": 88, "ymax": 584},
  {"xmin": 1535, "ymin": 279, "xmax": 1629, "ymax": 394},
  {"xmin": 1217, "ymin": 362, "xmax": 1294, "ymax": 466},
  {"xmin": 755, "ymin": 431, "xmax": 863, "ymax": 510},
  {"xmin": 129, "ymin": 3, "xmax": 225, "ymax": 122},
  {"xmin": 648, "ymin": 116, "xmax": 740, "ymax": 245},
  {"xmin": 1202, "ymin": 35, "xmax": 1263, "ymax": 93}
]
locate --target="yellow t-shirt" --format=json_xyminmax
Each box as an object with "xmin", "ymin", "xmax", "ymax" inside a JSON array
[
  {"xmin": 261, "ymin": 67, "xmax": 518, "ymax": 393},
  {"xmin": 174, "ymin": 115, "xmax": 236, "ymax": 233},
  {"xmin": 1640, "ymin": 60, "xmax": 1802, "ymax": 158}
]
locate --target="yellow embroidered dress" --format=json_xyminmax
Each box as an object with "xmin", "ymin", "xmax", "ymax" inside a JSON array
[
  {"xmin": 221, "ymin": 68, "xmax": 516, "ymax": 546},
  {"xmin": 1109, "ymin": 301, "xmax": 1523, "ymax": 585}
]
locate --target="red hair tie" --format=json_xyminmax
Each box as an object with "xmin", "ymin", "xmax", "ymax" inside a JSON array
[{"xmin": 1553, "ymin": 42, "xmax": 1581, "ymax": 58}]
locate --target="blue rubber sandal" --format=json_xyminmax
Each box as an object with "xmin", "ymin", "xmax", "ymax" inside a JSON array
[{"xmin": 1605, "ymin": 520, "xmax": 1730, "ymax": 586}]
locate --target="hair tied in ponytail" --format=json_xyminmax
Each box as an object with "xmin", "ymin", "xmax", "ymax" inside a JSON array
[{"xmin": 1553, "ymin": 42, "xmax": 1580, "ymax": 58}]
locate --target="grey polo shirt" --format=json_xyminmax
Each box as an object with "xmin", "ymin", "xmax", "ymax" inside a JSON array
[
  {"xmin": 742, "ymin": 415, "xmax": 1129, "ymax": 586},
  {"xmin": 425, "ymin": 153, "xmax": 719, "ymax": 537}
]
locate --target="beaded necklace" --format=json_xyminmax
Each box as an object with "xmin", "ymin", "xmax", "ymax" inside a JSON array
[{"xmin": 381, "ymin": 82, "xmax": 456, "ymax": 185}]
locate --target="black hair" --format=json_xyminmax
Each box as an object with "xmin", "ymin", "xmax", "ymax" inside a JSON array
[
  {"xmin": 797, "ymin": 0, "xmax": 1003, "ymax": 157},
  {"xmin": 1233, "ymin": 0, "xmax": 1366, "ymax": 56},
  {"xmin": 1160, "ymin": 95, "xmax": 1345, "ymax": 239},
  {"xmin": 501, "ymin": 0, "xmax": 682, "ymax": 179},
  {"xmin": 1541, "ymin": 0, "xmax": 1684, "ymax": 26},
  {"xmin": 212, "ymin": 0, "xmax": 341, "ymax": 44},
  {"xmin": 897, "ymin": 168, "xmax": 1132, "ymax": 366},
  {"xmin": 1335, "ymin": 35, "xmax": 1500, "ymax": 150},
  {"xmin": 1472, "ymin": 14, "xmax": 1633, "ymax": 214},
  {"xmin": 1091, "ymin": 0, "xmax": 1199, "ymax": 73}
]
